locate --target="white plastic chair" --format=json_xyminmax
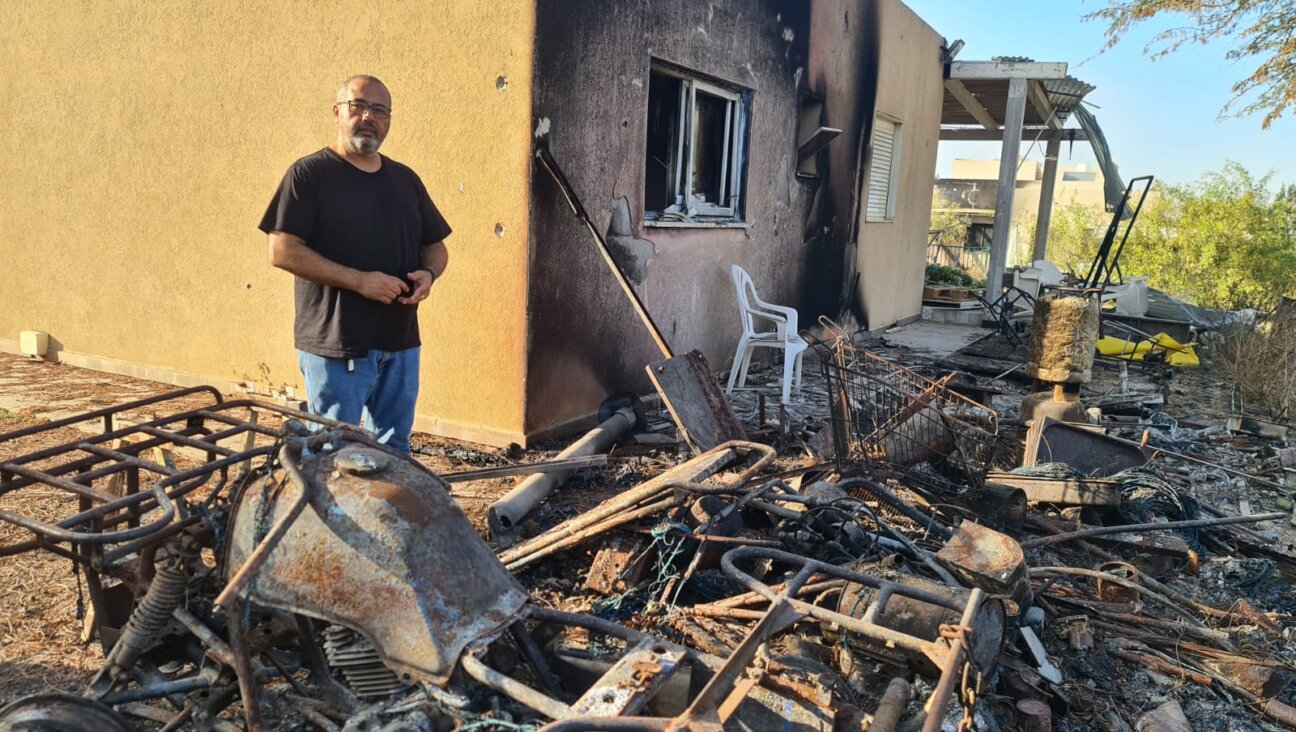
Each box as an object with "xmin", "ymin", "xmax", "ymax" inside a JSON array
[{"xmin": 726, "ymin": 264, "xmax": 808, "ymax": 404}]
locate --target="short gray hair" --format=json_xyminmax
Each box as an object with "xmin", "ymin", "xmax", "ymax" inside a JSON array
[{"xmin": 336, "ymin": 75, "xmax": 387, "ymax": 102}]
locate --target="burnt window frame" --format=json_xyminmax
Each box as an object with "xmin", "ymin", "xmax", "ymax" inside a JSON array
[{"xmin": 643, "ymin": 62, "xmax": 750, "ymax": 225}]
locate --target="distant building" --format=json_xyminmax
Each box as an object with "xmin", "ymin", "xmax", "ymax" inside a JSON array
[{"xmin": 933, "ymin": 157, "xmax": 1106, "ymax": 271}]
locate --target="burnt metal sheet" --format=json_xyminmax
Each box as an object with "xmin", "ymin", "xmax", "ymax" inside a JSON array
[
  {"xmin": 227, "ymin": 443, "xmax": 529, "ymax": 686},
  {"xmin": 585, "ymin": 535, "xmax": 650, "ymax": 595},
  {"xmin": 935, "ymin": 522, "xmax": 1031, "ymax": 607},
  {"xmin": 645, "ymin": 350, "xmax": 746, "ymax": 454},
  {"xmin": 1023, "ymin": 417, "xmax": 1147, "ymax": 477}
]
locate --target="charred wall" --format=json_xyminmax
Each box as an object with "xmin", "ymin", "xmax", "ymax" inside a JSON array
[{"xmin": 526, "ymin": 0, "xmax": 867, "ymax": 439}]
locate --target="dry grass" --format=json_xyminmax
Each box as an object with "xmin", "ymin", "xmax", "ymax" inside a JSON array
[
  {"xmin": 1210, "ymin": 319, "xmax": 1296, "ymax": 421},
  {"xmin": 0, "ymin": 412, "xmax": 107, "ymax": 700}
]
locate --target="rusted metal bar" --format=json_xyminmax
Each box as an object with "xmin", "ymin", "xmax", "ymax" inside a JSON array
[
  {"xmin": 1112, "ymin": 648, "xmax": 1214, "ymax": 686},
  {"xmin": 720, "ymin": 548, "xmax": 1000, "ymax": 669},
  {"xmin": 682, "ymin": 600, "xmax": 805, "ymax": 725},
  {"xmin": 1092, "ymin": 611, "xmax": 1232, "ymax": 646},
  {"xmin": 500, "ymin": 442, "xmax": 773, "ymax": 569},
  {"xmin": 445, "ymin": 455, "xmax": 608, "ymax": 483},
  {"xmin": 172, "ymin": 608, "xmax": 237, "ymax": 668},
  {"xmin": 225, "ymin": 600, "xmax": 265, "ymax": 732},
  {"xmin": 0, "ymin": 386, "xmax": 223, "ymax": 443},
  {"xmin": 504, "ymin": 496, "xmax": 680, "ymax": 572},
  {"xmin": 537, "ymin": 147, "xmax": 673, "ymax": 360},
  {"xmin": 921, "ymin": 589, "xmax": 984, "ymax": 732},
  {"xmin": 462, "ymin": 650, "xmax": 572, "ymax": 720},
  {"xmin": 1029, "ymin": 567, "xmax": 1207, "ymax": 627}
]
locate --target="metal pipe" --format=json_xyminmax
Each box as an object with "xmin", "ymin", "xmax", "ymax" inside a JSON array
[
  {"xmin": 499, "ymin": 442, "xmax": 769, "ymax": 565},
  {"xmin": 489, "ymin": 406, "xmax": 638, "ymax": 545},
  {"xmin": 226, "ymin": 600, "xmax": 265, "ymax": 732},
  {"xmin": 99, "ymin": 676, "xmax": 213, "ymax": 704},
  {"xmin": 461, "ymin": 651, "xmax": 571, "ymax": 720},
  {"xmin": 870, "ymin": 677, "xmax": 913, "ymax": 732},
  {"xmin": 172, "ymin": 607, "xmax": 237, "ymax": 668}
]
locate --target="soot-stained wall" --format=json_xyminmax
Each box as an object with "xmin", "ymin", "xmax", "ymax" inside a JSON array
[{"xmin": 526, "ymin": 0, "xmax": 868, "ymax": 439}]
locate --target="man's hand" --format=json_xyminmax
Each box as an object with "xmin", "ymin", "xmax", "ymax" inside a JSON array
[
  {"xmin": 398, "ymin": 269, "xmax": 434, "ymax": 305},
  {"xmin": 355, "ymin": 271, "xmax": 409, "ymax": 304}
]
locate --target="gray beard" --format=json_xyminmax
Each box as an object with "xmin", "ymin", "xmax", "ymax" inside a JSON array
[{"xmin": 347, "ymin": 135, "xmax": 381, "ymax": 155}]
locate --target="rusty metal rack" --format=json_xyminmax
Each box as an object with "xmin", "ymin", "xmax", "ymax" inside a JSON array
[
  {"xmin": 0, "ymin": 387, "xmax": 342, "ymax": 569},
  {"xmin": 819, "ymin": 340, "xmax": 998, "ymax": 492}
]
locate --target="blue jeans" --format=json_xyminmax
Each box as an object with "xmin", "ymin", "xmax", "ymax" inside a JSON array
[{"xmin": 297, "ymin": 347, "xmax": 420, "ymax": 454}]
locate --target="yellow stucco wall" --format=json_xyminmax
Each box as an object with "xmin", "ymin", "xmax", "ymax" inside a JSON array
[
  {"xmin": 1, "ymin": 2, "xmax": 534, "ymax": 445},
  {"xmin": 855, "ymin": 0, "xmax": 945, "ymax": 330}
]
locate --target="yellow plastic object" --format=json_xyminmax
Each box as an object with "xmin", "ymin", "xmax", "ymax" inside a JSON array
[{"xmin": 1096, "ymin": 333, "xmax": 1200, "ymax": 367}]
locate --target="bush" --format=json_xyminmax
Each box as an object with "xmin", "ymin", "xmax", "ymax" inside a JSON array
[{"xmin": 925, "ymin": 264, "xmax": 974, "ymax": 287}]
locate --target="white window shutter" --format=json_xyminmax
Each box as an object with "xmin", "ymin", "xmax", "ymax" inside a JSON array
[{"xmin": 866, "ymin": 117, "xmax": 900, "ymax": 221}]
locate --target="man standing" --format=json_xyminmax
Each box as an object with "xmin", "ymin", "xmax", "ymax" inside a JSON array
[{"xmin": 260, "ymin": 75, "xmax": 451, "ymax": 454}]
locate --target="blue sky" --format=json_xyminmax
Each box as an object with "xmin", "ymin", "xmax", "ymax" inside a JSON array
[{"xmin": 902, "ymin": 0, "xmax": 1296, "ymax": 187}]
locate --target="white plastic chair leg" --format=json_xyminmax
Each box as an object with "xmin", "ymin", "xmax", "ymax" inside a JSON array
[{"xmin": 781, "ymin": 349, "xmax": 798, "ymax": 404}]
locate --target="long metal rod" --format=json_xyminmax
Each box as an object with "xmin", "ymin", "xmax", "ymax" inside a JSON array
[
  {"xmin": 1020, "ymin": 512, "xmax": 1285, "ymax": 548},
  {"xmin": 462, "ymin": 651, "xmax": 572, "ymax": 720},
  {"xmin": 444, "ymin": 455, "xmax": 608, "ymax": 483},
  {"xmin": 537, "ymin": 146, "xmax": 673, "ymax": 359},
  {"xmin": 0, "ymin": 386, "xmax": 223, "ymax": 443},
  {"xmin": 921, "ymin": 589, "xmax": 983, "ymax": 732},
  {"xmin": 499, "ymin": 442, "xmax": 770, "ymax": 565}
]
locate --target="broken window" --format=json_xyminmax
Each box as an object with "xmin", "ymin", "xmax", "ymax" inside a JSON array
[
  {"xmin": 865, "ymin": 116, "xmax": 902, "ymax": 222},
  {"xmin": 644, "ymin": 65, "xmax": 748, "ymax": 223}
]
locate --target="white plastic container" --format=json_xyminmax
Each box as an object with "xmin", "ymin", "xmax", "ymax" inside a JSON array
[{"xmin": 19, "ymin": 330, "xmax": 49, "ymax": 357}]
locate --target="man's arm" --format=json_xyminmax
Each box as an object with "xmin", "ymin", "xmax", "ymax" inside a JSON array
[
  {"xmin": 400, "ymin": 240, "xmax": 448, "ymax": 305},
  {"xmin": 267, "ymin": 232, "xmax": 409, "ymax": 304}
]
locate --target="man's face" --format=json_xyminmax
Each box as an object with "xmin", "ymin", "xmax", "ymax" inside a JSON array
[{"xmin": 333, "ymin": 80, "xmax": 392, "ymax": 156}]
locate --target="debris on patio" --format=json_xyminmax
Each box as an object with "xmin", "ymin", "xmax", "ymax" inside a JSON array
[{"xmin": 1, "ymin": 315, "xmax": 1294, "ymax": 731}]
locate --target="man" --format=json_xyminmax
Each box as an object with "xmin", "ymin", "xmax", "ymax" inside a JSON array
[{"xmin": 259, "ymin": 75, "xmax": 451, "ymax": 454}]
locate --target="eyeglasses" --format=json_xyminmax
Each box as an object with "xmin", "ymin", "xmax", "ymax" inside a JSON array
[{"xmin": 338, "ymin": 99, "xmax": 392, "ymax": 120}]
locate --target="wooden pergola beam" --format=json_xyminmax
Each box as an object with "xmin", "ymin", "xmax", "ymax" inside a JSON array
[
  {"xmin": 944, "ymin": 79, "xmax": 1000, "ymax": 130},
  {"xmin": 949, "ymin": 61, "xmax": 1069, "ymax": 80},
  {"xmin": 939, "ymin": 128, "xmax": 1089, "ymax": 142},
  {"xmin": 1029, "ymin": 80, "xmax": 1061, "ymax": 130}
]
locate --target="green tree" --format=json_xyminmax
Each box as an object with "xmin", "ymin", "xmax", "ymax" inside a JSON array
[
  {"xmin": 1088, "ymin": 0, "xmax": 1296, "ymax": 127},
  {"xmin": 1120, "ymin": 161, "xmax": 1296, "ymax": 309},
  {"xmin": 929, "ymin": 192, "xmax": 970, "ymax": 248}
]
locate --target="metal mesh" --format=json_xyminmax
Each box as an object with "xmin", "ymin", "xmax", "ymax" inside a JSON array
[{"xmin": 819, "ymin": 340, "xmax": 998, "ymax": 491}]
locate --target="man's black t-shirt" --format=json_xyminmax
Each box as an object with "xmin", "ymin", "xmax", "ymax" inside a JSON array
[{"xmin": 259, "ymin": 148, "xmax": 453, "ymax": 358}]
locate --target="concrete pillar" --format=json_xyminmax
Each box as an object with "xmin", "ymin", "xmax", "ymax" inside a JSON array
[
  {"xmin": 1032, "ymin": 135, "xmax": 1062, "ymax": 263},
  {"xmin": 986, "ymin": 77, "xmax": 1028, "ymax": 301}
]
